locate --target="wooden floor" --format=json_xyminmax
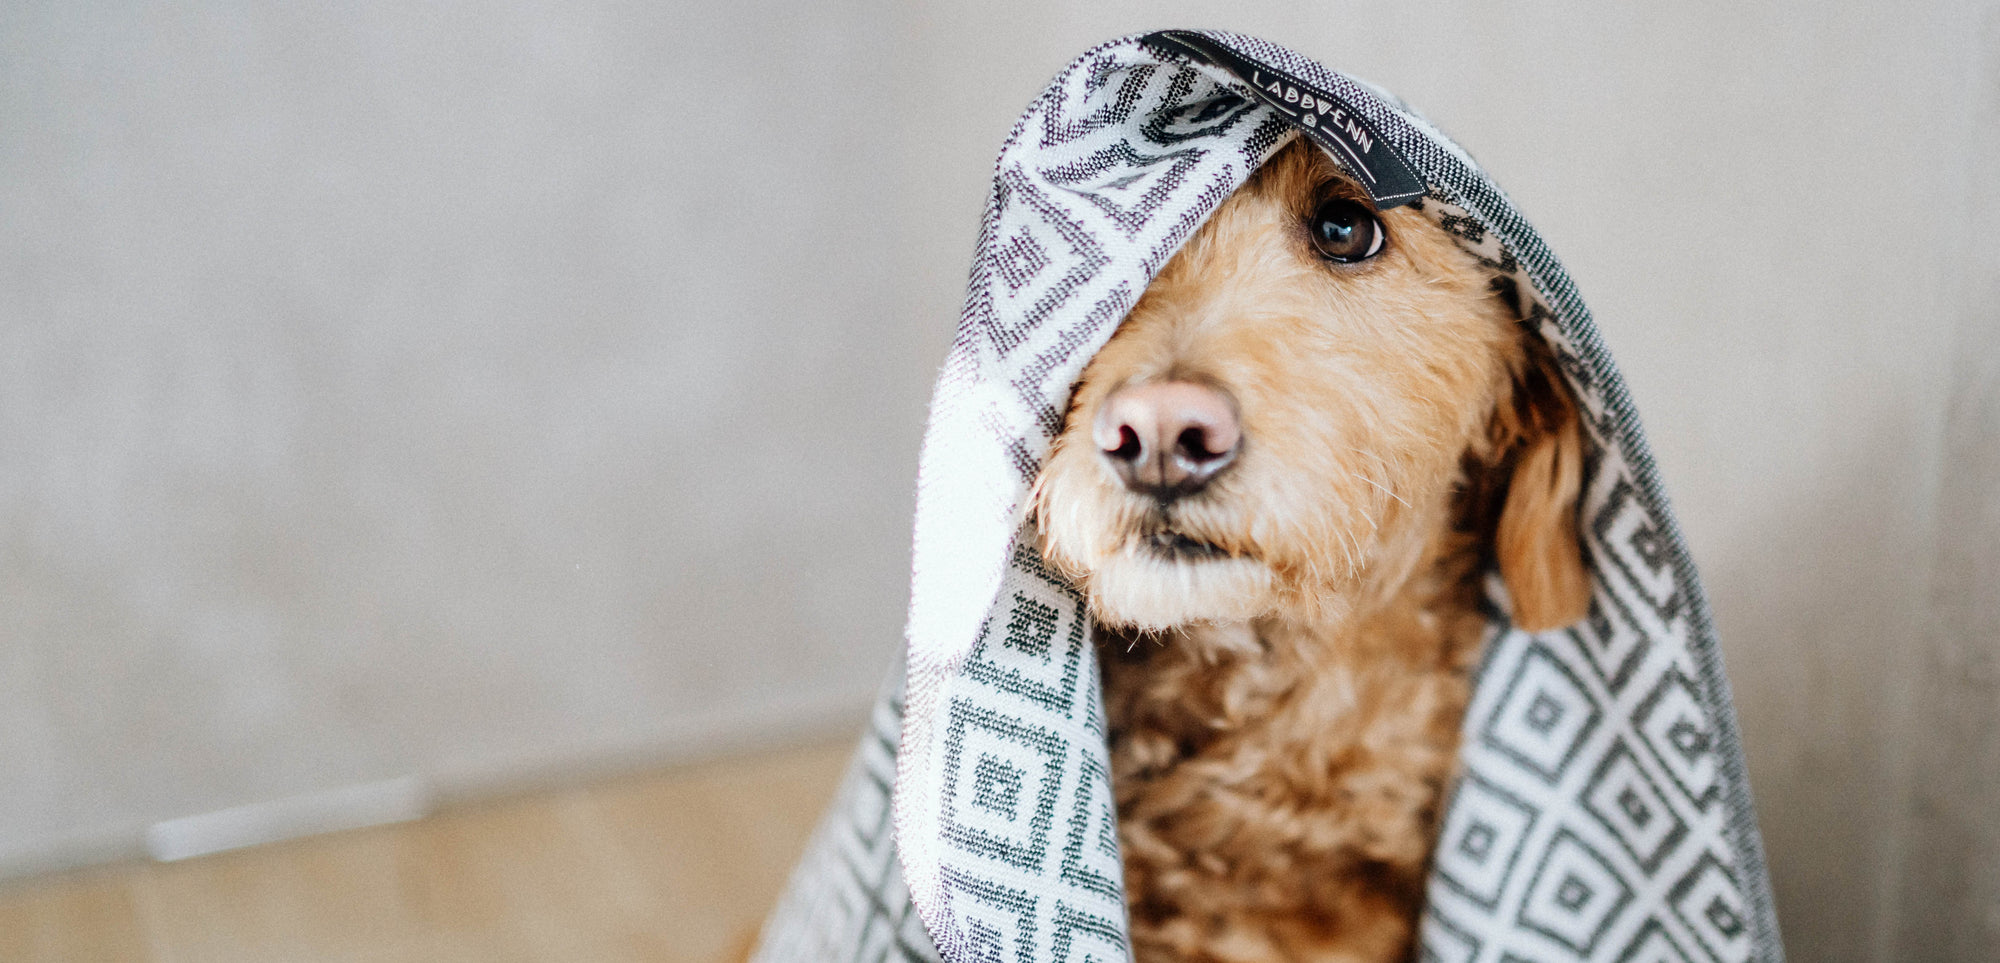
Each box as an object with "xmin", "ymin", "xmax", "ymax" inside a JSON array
[{"xmin": 0, "ymin": 737, "xmax": 856, "ymax": 963}]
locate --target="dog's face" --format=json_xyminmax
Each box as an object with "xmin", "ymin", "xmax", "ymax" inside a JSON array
[{"xmin": 1032, "ymin": 139, "xmax": 1585, "ymax": 633}]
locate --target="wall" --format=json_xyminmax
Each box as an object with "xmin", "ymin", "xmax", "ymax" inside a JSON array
[
  {"xmin": 1890, "ymin": 6, "xmax": 2000, "ymax": 957},
  {"xmin": 2, "ymin": 1, "xmax": 1995, "ymax": 958},
  {"xmin": 0, "ymin": 0, "xmax": 922, "ymax": 869}
]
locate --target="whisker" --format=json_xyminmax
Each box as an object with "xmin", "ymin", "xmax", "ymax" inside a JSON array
[
  {"xmin": 1339, "ymin": 526, "xmax": 1363, "ymax": 573},
  {"xmin": 1349, "ymin": 469, "xmax": 1411, "ymax": 510}
]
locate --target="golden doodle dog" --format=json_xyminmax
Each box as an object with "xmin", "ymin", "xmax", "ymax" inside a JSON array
[{"xmin": 1027, "ymin": 139, "xmax": 1591, "ymax": 962}]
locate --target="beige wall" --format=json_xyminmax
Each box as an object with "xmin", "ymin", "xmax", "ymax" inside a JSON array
[
  {"xmin": 1891, "ymin": 7, "xmax": 2000, "ymax": 956},
  {"xmin": 0, "ymin": 0, "xmax": 923, "ymax": 870},
  {"xmin": 3, "ymin": 1, "xmax": 1995, "ymax": 958}
]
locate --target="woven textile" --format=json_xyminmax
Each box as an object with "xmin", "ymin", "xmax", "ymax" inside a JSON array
[{"xmin": 753, "ymin": 29, "xmax": 1782, "ymax": 963}]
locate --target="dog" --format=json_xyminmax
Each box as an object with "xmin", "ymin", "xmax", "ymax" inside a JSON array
[{"xmin": 1028, "ymin": 138, "xmax": 1591, "ymax": 962}]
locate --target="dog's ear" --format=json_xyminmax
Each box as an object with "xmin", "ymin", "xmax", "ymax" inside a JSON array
[{"xmin": 1491, "ymin": 350, "xmax": 1590, "ymax": 632}]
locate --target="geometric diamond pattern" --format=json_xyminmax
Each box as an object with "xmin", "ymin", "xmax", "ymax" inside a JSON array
[
  {"xmin": 1138, "ymin": 81, "xmax": 1263, "ymax": 146},
  {"xmin": 969, "ymin": 169, "xmax": 1109, "ymax": 364},
  {"xmin": 1051, "ymin": 904, "xmax": 1128, "ymax": 963},
  {"xmin": 1567, "ymin": 587, "xmax": 1652, "ymax": 694},
  {"xmin": 1634, "ymin": 669, "xmax": 1722, "ymax": 810},
  {"xmin": 1670, "ymin": 853, "xmax": 1753, "ymax": 963},
  {"xmin": 1591, "ymin": 479, "xmax": 1685, "ymax": 624},
  {"xmin": 1435, "ymin": 772, "xmax": 1541, "ymax": 908},
  {"xmin": 757, "ymin": 28, "xmax": 1781, "ymax": 963},
  {"xmin": 1517, "ymin": 829, "xmax": 1635, "ymax": 955},
  {"xmin": 1043, "ymin": 139, "xmax": 1209, "ymax": 238},
  {"xmin": 751, "ymin": 679, "xmax": 941, "ymax": 962},
  {"xmin": 1418, "ymin": 907, "xmax": 1484, "ymax": 963},
  {"xmin": 889, "ymin": 34, "xmax": 1298, "ymax": 961},
  {"xmin": 965, "ymin": 580, "xmax": 1087, "ymax": 714},
  {"xmin": 917, "ymin": 537, "xmax": 1133, "ymax": 962},
  {"xmin": 1583, "ymin": 740, "xmax": 1690, "ymax": 874},
  {"xmin": 1617, "ymin": 919, "xmax": 1698, "ymax": 963},
  {"xmin": 1482, "ymin": 642, "xmax": 1604, "ymax": 784},
  {"xmin": 1057, "ymin": 749, "xmax": 1123, "ymax": 903},
  {"xmin": 939, "ymin": 700, "xmax": 1067, "ymax": 872}
]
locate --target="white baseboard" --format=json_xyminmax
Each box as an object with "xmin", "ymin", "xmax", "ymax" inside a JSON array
[
  {"xmin": 0, "ymin": 682, "xmax": 878, "ymax": 886},
  {"xmin": 144, "ymin": 775, "xmax": 430, "ymax": 863}
]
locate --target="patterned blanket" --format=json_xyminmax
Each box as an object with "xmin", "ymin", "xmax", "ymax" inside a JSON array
[{"xmin": 751, "ymin": 29, "xmax": 1783, "ymax": 963}]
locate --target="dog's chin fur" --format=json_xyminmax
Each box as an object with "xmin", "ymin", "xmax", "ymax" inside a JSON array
[
  {"xmin": 1029, "ymin": 138, "xmax": 1589, "ymax": 963},
  {"xmin": 1078, "ymin": 550, "xmax": 1278, "ymax": 633}
]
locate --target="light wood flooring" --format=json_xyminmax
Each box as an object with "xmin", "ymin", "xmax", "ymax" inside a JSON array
[{"xmin": 0, "ymin": 736, "xmax": 857, "ymax": 963}]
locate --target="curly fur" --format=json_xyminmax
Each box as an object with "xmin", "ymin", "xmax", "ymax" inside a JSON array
[{"xmin": 1028, "ymin": 140, "xmax": 1588, "ymax": 962}]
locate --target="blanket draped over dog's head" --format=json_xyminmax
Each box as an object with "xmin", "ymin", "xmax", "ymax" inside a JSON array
[{"xmin": 754, "ymin": 29, "xmax": 1783, "ymax": 963}]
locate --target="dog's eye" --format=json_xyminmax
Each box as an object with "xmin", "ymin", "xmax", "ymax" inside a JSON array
[{"xmin": 1308, "ymin": 198, "xmax": 1385, "ymax": 263}]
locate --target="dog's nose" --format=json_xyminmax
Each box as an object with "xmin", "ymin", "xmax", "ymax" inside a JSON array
[{"xmin": 1093, "ymin": 381, "xmax": 1241, "ymax": 500}]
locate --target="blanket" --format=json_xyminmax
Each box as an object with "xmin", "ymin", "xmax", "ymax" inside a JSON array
[{"xmin": 751, "ymin": 29, "xmax": 1783, "ymax": 963}]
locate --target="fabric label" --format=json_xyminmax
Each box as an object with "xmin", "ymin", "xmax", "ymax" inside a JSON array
[{"xmin": 1143, "ymin": 30, "xmax": 1428, "ymax": 208}]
